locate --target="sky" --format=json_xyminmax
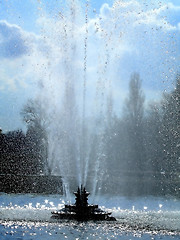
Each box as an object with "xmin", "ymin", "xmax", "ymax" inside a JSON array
[{"xmin": 0, "ymin": 0, "xmax": 180, "ymax": 132}]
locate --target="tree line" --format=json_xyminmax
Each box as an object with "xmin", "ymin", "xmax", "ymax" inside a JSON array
[
  {"xmin": 102, "ymin": 73, "xmax": 180, "ymax": 196},
  {"xmin": 0, "ymin": 72, "xmax": 179, "ymax": 196}
]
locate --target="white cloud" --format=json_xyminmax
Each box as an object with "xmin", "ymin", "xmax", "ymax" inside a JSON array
[
  {"xmin": 99, "ymin": 3, "xmax": 112, "ymax": 18},
  {"xmin": 0, "ymin": 20, "xmax": 34, "ymax": 58},
  {"xmin": 0, "ymin": 20, "xmax": 55, "ymax": 92},
  {"xmin": 0, "ymin": 0, "xmax": 180, "ymax": 131}
]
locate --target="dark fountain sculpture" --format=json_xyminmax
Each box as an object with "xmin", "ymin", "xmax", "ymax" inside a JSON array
[{"xmin": 51, "ymin": 185, "xmax": 116, "ymax": 221}]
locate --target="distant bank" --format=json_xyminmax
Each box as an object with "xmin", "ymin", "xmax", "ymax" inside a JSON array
[{"xmin": 0, "ymin": 174, "xmax": 179, "ymax": 197}]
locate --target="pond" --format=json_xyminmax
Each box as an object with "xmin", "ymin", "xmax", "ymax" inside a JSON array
[{"xmin": 0, "ymin": 194, "xmax": 179, "ymax": 239}]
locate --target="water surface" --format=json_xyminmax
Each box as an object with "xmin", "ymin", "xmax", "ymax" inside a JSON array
[{"xmin": 0, "ymin": 194, "xmax": 179, "ymax": 239}]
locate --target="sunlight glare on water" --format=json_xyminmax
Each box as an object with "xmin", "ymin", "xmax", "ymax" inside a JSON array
[
  {"xmin": 0, "ymin": 221, "xmax": 180, "ymax": 240},
  {"xmin": 0, "ymin": 194, "xmax": 180, "ymax": 239}
]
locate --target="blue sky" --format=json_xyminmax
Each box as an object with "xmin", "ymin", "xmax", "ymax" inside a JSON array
[{"xmin": 0, "ymin": 0, "xmax": 180, "ymax": 132}]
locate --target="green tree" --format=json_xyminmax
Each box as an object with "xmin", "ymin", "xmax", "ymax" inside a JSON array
[
  {"xmin": 0, "ymin": 130, "xmax": 28, "ymax": 175},
  {"xmin": 161, "ymin": 74, "xmax": 180, "ymax": 183},
  {"xmin": 146, "ymin": 103, "xmax": 163, "ymax": 169}
]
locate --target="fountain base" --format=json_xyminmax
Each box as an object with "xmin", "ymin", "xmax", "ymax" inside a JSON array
[{"xmin": 51, "ymin": 185, "xmax": 116, "ymax": 221}]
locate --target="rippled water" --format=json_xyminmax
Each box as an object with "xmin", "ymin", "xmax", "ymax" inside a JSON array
[{"xmin": 0, "ymin": 194, "xmax": 179, "ymax": 239}]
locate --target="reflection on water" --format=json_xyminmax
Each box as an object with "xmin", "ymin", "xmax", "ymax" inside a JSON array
[
  {"xmin": 1, "ymin": 221, "xmax": 180, "ymax": 240},
  {"xmin": 0, "ymin": 194, "xmax": 180, "ymax": 239}
]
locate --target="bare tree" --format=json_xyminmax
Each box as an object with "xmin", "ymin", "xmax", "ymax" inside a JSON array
[
  {"xmin": 21, "ymin": 98, "xmax": 50, "ymax": 175},
  {"xmin": 123, "ymin": 73, "xmax": 145, "ymax": 185}
]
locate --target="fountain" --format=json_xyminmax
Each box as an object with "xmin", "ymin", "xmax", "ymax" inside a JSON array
[
  {"xmin": 51, "ymin": 185, "xmax": 116, "ymax": 221},
  {"xmin": 38, "ymin": 0, "xmax": 113, "ymax": 198},
  {"xmin": 0, "ymin": 0, "xmax": 180, "ymax": 238},
  {"xmin": 34, "ymin": 0, "xmax": 179, "ymax": 199}
]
